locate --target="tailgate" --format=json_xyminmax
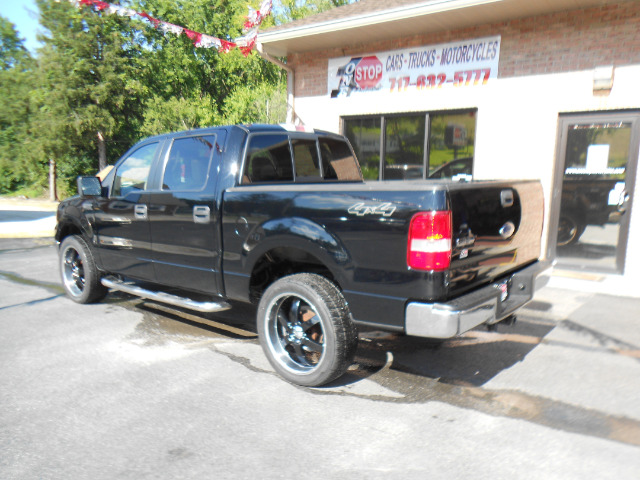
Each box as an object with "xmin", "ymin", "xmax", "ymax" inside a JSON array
[{"xmin": 447, "ymin": 181, "xmax": 544, "ymax": 297}]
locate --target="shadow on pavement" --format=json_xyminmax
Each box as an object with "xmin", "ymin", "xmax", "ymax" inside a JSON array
[{"xmin": 108, "ymin": 290, "xmax": 556, "ymax": 389}]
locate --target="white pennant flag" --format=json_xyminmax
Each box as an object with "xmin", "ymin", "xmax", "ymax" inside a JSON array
[
  {"xmin": 235, "ymin": 28, "xmax": 258, "ymax": 48},
  {"xmin": 158, "ymin": 22, "xmax": 184, "ymax": 36},
  {"xmin": 107, "ymin": 5, "xmax": 138, "ymax": 18},
  {"xmin": 196, "ymin": 34, "xmax": 222, "ymax": 49}
]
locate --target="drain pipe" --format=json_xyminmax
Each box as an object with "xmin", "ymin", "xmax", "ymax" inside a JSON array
[{"xmin": 256, "ymin": 42, "xmax": 295, "ymax": 124}]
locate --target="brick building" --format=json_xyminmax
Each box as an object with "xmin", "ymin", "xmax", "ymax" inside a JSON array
[{"xmin": 258, "ymin": 0, "xmax": 640, "ymax": 292}]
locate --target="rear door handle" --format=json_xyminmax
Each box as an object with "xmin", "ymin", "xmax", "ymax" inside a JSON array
[
  {"xmin": 193, "ymin": 205, "xmax": 211, "ymax": 224},
  {"xmin": 134, "ymin": 204, "xmax": 147, "ymax": 220}
]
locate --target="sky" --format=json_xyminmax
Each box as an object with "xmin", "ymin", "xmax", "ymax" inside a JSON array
[{"xmin": 1, "ymin": 0, "xmax": 42, "ymax": 54}]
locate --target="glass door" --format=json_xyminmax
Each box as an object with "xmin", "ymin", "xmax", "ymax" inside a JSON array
[{"xmin": 550, "ymin": 112, "xmax": 640, "ymax": 273}]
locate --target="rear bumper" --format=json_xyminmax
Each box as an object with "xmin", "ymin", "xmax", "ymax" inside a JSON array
[{"xmin": 405, "ymin": 261, "xmax": 553, "ymax": 339}]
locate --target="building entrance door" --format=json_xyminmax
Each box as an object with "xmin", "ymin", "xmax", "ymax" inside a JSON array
[{"xmin": 550, "ymin": 112, "xmax": 639, "ymax": 273}]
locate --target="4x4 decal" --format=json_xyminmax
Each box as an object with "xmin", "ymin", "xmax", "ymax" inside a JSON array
[{"xmin": 348, "ymin": 202, "xmax": 396, "ymax": 217}]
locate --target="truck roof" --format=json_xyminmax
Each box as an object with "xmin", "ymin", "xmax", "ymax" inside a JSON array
[{"xmin": 139, "ymin": 124, "xmax": 340, "ymax": 144}]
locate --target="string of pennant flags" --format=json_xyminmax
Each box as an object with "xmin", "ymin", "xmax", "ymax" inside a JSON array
[{"xmin": 59, "ymin": 0, "xmax": 273, "ymax": 56}]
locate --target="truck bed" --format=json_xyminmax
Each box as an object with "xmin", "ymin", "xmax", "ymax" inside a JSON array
[{"xmin": 221, "ymin": 179, "xmax": 543, "ymax": 331}]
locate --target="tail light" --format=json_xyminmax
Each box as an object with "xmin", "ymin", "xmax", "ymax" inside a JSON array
[{"xmin": 407, "ymin": 211, "xmax": 452, "ymax": 271}]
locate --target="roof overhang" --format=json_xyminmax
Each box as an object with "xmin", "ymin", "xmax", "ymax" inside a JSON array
[{"xmin": 258, "ymin": 0, "xmax": 618, "ymax": 57}]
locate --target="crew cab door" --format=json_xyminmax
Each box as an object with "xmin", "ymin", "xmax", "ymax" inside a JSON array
[
  {"xmin": 146, "ymin": 132, "xmax": 224, "ymax": 295},
  {"xmin": 93, "ymin": 140, "xmax": 162, "ymax": 281}
]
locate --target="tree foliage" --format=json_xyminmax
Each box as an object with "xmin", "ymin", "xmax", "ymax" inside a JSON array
[
  {"xmin": 0, "ymin": 16, "xmax": 35, "ymax": 192},
  {"xmin": 34, "ymin": 0, "xmax": 147, "ymax": 173},
  {"xmin": 276, "ymin": 0, "xmax": 352, "ymax": 22},
  {"xmin": 0, "ymin": 0, "xmax": 352, "ymax": 197}
]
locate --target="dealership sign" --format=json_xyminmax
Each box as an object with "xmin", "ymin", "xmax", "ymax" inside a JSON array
[{"xmin": 328, "ymin": 36, "xmax": 501, "ymax": 97}]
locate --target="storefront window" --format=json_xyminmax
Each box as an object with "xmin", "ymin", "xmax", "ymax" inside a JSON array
[
  {"xmin": 428, "ymin": 111, "xmax": 476, "ymax": 181},
  {"xmin": 384, "ymin": 115, "xmax": 426, "ymax": 180},
  {"xmin": 343, "ymin": 117, "xmax": 381, "ymax": 180},
  {"xmin": 343, "ymin": 110, "xmax": 476, "ymax": 181}
]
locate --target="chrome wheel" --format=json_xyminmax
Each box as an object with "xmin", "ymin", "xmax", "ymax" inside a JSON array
[
  {"xmin": 264, "ymin": 294, "xmax": 325, "ymax": 375},
  {"xmin": 257, "ymin": 274, "xmax": 358, "ymax": 386},
  {"xmin": 59, "ymin": 235, "xmax": 107, "ymax": 304},
  {"xmin": 62, "ymin": 245, "xmax": 85, "ymax": 297}
]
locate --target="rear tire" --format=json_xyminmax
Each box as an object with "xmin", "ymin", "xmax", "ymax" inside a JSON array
[
  {"xmin": 257, "ymin": 274, "xmax": 358, "ymax": 387},
  {"xmin": 59, "ymin": 235, "xmax": 107, "ymax": 304}
]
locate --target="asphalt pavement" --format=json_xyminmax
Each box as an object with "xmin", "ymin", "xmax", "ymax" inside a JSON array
[{"xmin": 1, "ymin": 197, "xmax": 639, "ymax": 478}]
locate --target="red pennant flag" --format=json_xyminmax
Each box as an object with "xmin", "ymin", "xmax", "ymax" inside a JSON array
[
  {"xmin": 140, "ymin": 12, "xmax": 161, "ymax": 28},
  {"xmin": 93, "ymin": 1, "xmax": 110, "ymax": 11},
  {"xmin": 219, "ymin": 39, "xmax": 236, "ymax": 53},
  {"xmin": 184, "ymin": 29, "xmax": 203, "ymax": 46},
  {"xmin": 69, "ymin": 0, "xmax": 272, "ymax": 55}
]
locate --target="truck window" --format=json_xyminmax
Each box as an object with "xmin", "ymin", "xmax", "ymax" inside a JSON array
[
  {"xmin": 112, "ymin": 142, "xmax": 158, "ymax": 197},
  {"xmin": 292, "ymin": 139, "xmax": 321, "ymax": 181},
  {"xmin": 319, "ymin": 138, "xmax": 362, "ymax": 181},
  {"xmin": 162, "ymin": 135, "xmax": 216, "ymax": 191},
  {"xmin": 243, "ymin": 134, "xmax": 294, "ymax": 184}
]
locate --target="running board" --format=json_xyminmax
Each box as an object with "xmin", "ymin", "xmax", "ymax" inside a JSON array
[{"xmin": 101, "ymin": 277, "xmax": 231, "ymax": 313}]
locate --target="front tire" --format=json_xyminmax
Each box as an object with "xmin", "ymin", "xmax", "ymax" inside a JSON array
[
  {"xmin": 257, "ymin": 274, "xmax": 358, "ymax": 387},
  {"xmin": 59, "ymin": 235, "xmax": 107, "ymax": 304}
]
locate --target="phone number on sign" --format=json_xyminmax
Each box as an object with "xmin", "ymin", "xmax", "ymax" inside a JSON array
[{"xmin": 389, "ymin": 69, "xmax": 492, "ymax": 91}]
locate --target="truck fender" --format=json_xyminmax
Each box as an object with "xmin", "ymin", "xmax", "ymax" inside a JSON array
[
  {"xmin": 55, "ymin": 202, "xmax": 96, "ymax": 245},
  {"xmin": 243, "ymin": 216, "xmax": 352, "ymax": 284}
]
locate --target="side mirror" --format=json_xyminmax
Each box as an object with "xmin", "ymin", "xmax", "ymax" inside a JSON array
[{"xmin": 77, "ymin": 176, "xmax": 102, "ymax": 197}]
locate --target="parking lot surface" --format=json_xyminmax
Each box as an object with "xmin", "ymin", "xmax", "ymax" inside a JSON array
[{"xmin": 1, "ymin": 237, "xmax": 639, "ymax": 479}]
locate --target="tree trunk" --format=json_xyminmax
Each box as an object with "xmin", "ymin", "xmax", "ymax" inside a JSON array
[
  {"xmin": 97, "ymin": 131, "xmax": 107, "ymax": 172},
  {"xmin": 49, "ymin": 159, "xmax": 57, "ymax": 202}
]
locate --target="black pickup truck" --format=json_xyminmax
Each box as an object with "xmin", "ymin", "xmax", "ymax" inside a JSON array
[{"xmin": 56, "ymin": 124, "xmax": 551, "ymax": 386}]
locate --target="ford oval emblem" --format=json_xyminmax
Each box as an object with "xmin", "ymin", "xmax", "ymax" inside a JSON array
[{"xmin": 499, "ymin": 221, "xmax": 516, "ymax": 239}]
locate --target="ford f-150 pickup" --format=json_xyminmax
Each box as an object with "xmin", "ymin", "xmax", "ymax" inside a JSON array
[{"xmin": 55, "ymin": 124, "xmax": 551, "ymax": 386}]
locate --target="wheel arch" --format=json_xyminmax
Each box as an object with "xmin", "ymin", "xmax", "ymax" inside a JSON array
[
  {"xmin": 55, "ymin": 217, "xmax": 85, "ymax": 244},
  {"xmin": 244, "ymin": 217, "xmax": 352, "ymax": 304}
]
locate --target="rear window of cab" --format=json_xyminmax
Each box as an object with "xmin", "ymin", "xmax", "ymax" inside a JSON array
[{"xmin": 242, "ymin": 134, "xmax": 361, "ymax": 184}]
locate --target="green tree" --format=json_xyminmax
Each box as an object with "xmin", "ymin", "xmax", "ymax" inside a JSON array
[
  {"xmin": 0, "ymin": 16, "xmax": 35, "ymax": 194},
  {"xmin": 223, "ymin": 81, "xmax": 287, "ymax": 124},
  {"xmin": 134, "ymin": 0, "xmax": 283, "ymax": 134},
  {"xmin": 276, "ymin": 0, "xmax": 354, "ymax": 22},
  {"xmin": 0, "ymin": 16, "xmax": 32, "ymax": 70},
  {"xmin": 1, "ymin": 0, "xmax": 357, "ymax": 197},
  {"xmin": 32, "ymin": 0, "xmax": 147, "ymax": 194}
]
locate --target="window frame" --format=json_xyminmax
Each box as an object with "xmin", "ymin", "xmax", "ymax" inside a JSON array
[
  {"xmin": 241, "ymin": 132, "xmax": 295, "ymax": 185},
  {"xmin": 291, "ymin": 137, "xmax": 323, "ymax": 183},
  {"xmin": 341, "ymin": 109, "xmax": 477, "ymax": 181},
  {"xmin": 240, "ymin": 132, "xmax": 362, "ymax": 185},
  {"xmin": 159, "ymin": 133, "xmax": 217, "ymax": 192},
  {"xmin": 110, "ymin": 141, "xmax": 160, "ymax": 198}
]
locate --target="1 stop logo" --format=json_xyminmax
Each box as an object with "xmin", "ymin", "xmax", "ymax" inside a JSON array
[{"xmin": 354, "ymin": 56, "xmax": 383, "ymax": 89}]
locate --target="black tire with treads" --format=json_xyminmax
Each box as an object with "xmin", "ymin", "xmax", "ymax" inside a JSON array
[
  {"xmin": 257, "ymin": 273, "xmax": 358, "ymax": 387},
  {"xmin": 59, "ymin": 235, "xmax": 107, "ymax": 304}
]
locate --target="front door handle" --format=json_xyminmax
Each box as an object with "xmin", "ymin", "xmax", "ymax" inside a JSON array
[
  {"xmin": 134, "ymin": 204, "xmax": 147, "ymax": 220},
  {"xmin": 193, "ymin": 205, "xmax": 211, "ymax": 224}
]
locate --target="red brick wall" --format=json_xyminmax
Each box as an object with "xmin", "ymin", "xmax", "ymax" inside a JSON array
[{"xmin": 289, "ymin": 0, "xmax": 640, "ymax": 97}]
